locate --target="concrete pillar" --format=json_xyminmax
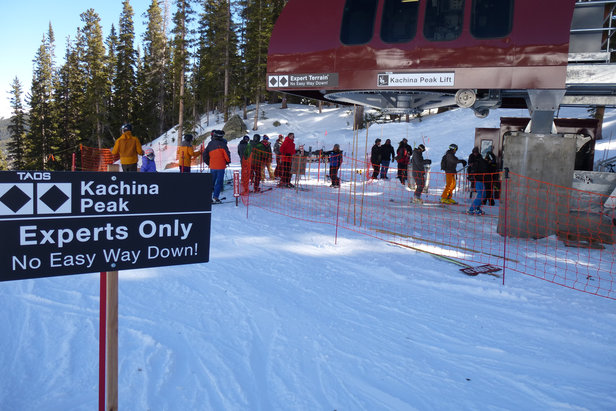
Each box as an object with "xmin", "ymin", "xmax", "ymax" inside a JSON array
[{"xmin": 498, "ymin": 132, "xmax": 576, "ymax": 239}]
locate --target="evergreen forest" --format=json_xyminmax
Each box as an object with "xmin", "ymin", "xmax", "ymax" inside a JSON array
[{"xmin": 6, "ymin": 0, "xmax": 287, "ymax": 171}]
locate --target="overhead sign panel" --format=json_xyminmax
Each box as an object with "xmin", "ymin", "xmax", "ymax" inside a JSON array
[
  {"xmin": 268, "ymin": 73, "xmax": 339, "ymax": 88},
  {"xmin": 0, "ymin": 171, "xmax": 212, "ymax": 281},
  {"xmin": 377, "ymin": 72, "xmax": 455, "ymax": 87}
]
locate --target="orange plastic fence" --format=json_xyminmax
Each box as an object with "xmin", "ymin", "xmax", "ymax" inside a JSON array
[
  {"xmin": 80, "ymin": 145, "xmax": 119, "ymax": 171},
  {"xmin": 241, "ymin": 149, "xmax": 616, "ymax": 300},
  {"xmin": 80, "ymin": 144, "xmax": 203, "ymax": 172}
]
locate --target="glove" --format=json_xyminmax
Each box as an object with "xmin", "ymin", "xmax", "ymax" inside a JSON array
[
  {"xmin": 461, "ymin": 160, "xmax": 467, "ymax": 167},
  {"xmin": 425, "ymin": 159, "xmax": 432, "ymax": 165}
]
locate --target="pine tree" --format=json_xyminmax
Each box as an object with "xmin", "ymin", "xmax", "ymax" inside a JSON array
[
  {"xmin": 105, "ymin": 24, "xmax": 119, "ymax": 138},
  {"xmin": 27, "ymin": 26, "xmax": 58, "ymax": 169},
  {"xmin": 141, "ymin": 0, "xmax": 169, "ymax": 139},
  {"xmin": 55, "ymin": 37, "xmax": 86, "ymax": 170},
  {"xmin": 79, "ymin": 9, "xmax": 109, "ymax": 148},
  {"xmin": 112, "ymin": 0, "xmax": 138, "ymax": 132},
  {"xmin": 194, "ymin": 0, "xmax": 241, "ymax": 122},
  {"xmin": 7, "ymin": 77, "xmax": 28, "ymax": 170},
  {"xmin": 170, "ymin": 0, "xmax": 195, "ymax": 140},
  {"xmin": 242, "ymin": 0, "xmax": 286, "ymax": 130}
]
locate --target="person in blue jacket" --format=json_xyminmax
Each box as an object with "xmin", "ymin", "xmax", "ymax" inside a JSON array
[
  {"xmin": 329, "ymin": 144, "xmax": 343, "ymax": 187},
  {"xmin": 140, "ymin": 148, "xmax": 157, "ymax": 172}
]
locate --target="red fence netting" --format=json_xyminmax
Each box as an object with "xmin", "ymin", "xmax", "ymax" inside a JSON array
[
  {"xmin": 240, "ymin": 149, "xmax": 616, "ymax": 300},
  {"xmin": 78, "ymin": 145, "xmax": 616, "ymax": 299}
]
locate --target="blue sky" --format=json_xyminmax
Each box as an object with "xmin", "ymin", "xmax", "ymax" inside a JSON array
[{"xmin": 0, "ymin": 0, "xmax": 156, "ymax": 119}]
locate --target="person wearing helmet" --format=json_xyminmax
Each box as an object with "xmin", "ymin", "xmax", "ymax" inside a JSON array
[
  {"xmin": 329, "ymin": 143, "xmax": 343, "ymax": 188},
  {"xmin": 370, "ymin": 138, "xmax": 382, "ymax": 179},
  {"xmin": 140, "ymin": 147, "xmax": 157, "ymax": 172},
  {"xmin": 177, "ymin": 133, "xmax": 202, "ymax": 173},
  {"xmin": 440, "ymin": 143, "xmax": 467, "ymax": 204},
  {"xmin": 279, "ymin": 133, "xmax": 296, "ymax": 187},
  {"xmin": 112, "ymin": 123, "xmax": 144, "ymax": 172},
  {"xmin": 238, "ymin": 135, "xmax": 251, "ymax": 194},
  {"xmin": 203, "ymin": 130, "xmax": 231, "ymax": 203},
  {"xmin": 396, "ymin": 138, "xmax": 411, "ymax": 185},
  {"xmin": 411, "ymin": 144, "xmax": 431, "ymax": 203}
]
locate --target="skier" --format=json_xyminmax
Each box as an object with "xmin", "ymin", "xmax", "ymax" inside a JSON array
[
  {"xmin": 261, "ymin": 135, "xmax": 275, "ymax": 181},
  {"xmin": 329, "ymin": 144, "xmax": 343, "ymax": 188},
  {"xmin": 140, "ymin": 147, "xmax": 157, "ymax": 172},
  {"xmin": 379, "ymin": 138, "xmax": 395, "ymax": 179},
  {"xmin": 177, "ymin": 134, "xmax": 201, "ymax": 173},
  {"xmin": 251, "ymin": 135, "xmax": 272, "ymax": 192},
  {"xmin": 238, "ymin": 135, "xmax": 251, "ymax": 194},
  {"xmin": 273, "ymin": 134, "xmax": 284, "ymax": 179},
  {"xmin": 467, "ymin": 146, "xmax": 481, "ymax": 198},
  {"xmin": 112, "ymin": 123, "xmax": 143, "ymax": 172},
  {"xmin": 203, "ymin": 130, "xmax": 231, "ymax": 203},
  {"xmin": 411, "ymin": 144, "xmax": 431, "ymax": 203},
  {"xmin": 440, "ymin": 143, "xmax": 467, "ymax": 204},
  {"xmin": 483, "ymin": 149, "xmax": 498, "ymax": 206},
  {"xmin": 396, "ymin": 138, "xmax": 411, "ymax": 185},
  {"xmin": 279, "ymin": 133, "xmax": 296, "ymax": 187},
  {"xmin": 467, "ymin": 150, "xmax": 489, "ymax": 215},
  {"xmin": 370, "ymin": 138, "xmax": 382, "ymax": 179}
]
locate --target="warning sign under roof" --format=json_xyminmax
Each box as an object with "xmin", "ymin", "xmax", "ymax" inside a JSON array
[{"xmin": 268, "ymin": 73, "xmax": 339, "ymax": 89}]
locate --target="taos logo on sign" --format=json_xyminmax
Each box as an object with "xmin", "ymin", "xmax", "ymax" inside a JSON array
[
  {"xmin": 377, "ymin": 72, "xmax": 455, "ymax": 87},
  {"xmin": 0, "ymin": 171, "xmax": 213, "ymax": 282}
]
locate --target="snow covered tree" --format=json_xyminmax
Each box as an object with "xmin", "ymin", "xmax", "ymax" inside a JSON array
[{"xmin": 7, "ymin": 77, "xmax": 28, "ymax": 170}]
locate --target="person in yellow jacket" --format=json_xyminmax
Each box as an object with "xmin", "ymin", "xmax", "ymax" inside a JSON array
[
  {"xmin": 112, "ymin": 124, "xmax": 144, "ymax": 172},
  {"xmin": 176, "ymin": 133, "xmax": 202, "ymax": 173}
]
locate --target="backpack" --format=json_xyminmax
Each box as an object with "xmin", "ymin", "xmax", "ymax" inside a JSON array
[{"xmin": 440, "ymin": 154, "xmax": 447, "ymax": 170}]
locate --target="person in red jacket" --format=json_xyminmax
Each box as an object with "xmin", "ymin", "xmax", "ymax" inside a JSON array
[
  {"xmin": 279, "ymin": 133, "xmax": 296, "ymax": 188},
  {"xmin": 204, "ymin": 130, "xmax": 231, "ymax": 203}
]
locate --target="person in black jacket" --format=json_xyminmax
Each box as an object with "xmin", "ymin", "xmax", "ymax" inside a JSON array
[
  {"xmin": 411, "ymin": 144, "xmax": 431, "ymax": 203},
  {"xmin": 440, "ymin": 143, "xmax": 467, "ymax": 204},
  {"xmin": 483, "ymin": 149, "xmax": 498, "ymax": 206},
  {"xmin": 379, "ymin": 139, "xmax": 395, "ymax": 179},
  {"xmin": 370, "ymin": 138, "xmax": 382, "ymax": 179},
  {"xmin": 396, "ymin": 138, "xmax": 411, "ymax": 184},
  {"xmin": 467, "ymin": 152, "xmax": 489, "ymax": 215},
  {"xmin": 467, "ymin": 146, "xmax": 481, "ymax": 198}
]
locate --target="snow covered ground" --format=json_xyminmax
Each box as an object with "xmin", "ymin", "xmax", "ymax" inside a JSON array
[{"xmin": 1, "ymin": 104, "xmax": 615, "ymax": 410}]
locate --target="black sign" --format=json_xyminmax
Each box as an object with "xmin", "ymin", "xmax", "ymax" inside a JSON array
[{"xmin": 0, "ymin": 171, "xmax": 212, "ymax": 281}]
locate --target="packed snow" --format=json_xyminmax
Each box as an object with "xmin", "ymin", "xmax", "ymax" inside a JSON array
[{"xmin": 1, "ymin": 104, "xmax": 615, "ymax": 410}]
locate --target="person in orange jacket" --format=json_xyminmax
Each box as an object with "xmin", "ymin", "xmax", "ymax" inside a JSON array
[
  {"xmin": 111, "ymin": 123, "xmax": 143, "ymax": 172},
  {"xmin": 177, "ymin": 134, "xmax": 201, "ymax": 173},
  {"xmin": 204, "ymin": 130, "xmax": 231, "ymax": 203}
]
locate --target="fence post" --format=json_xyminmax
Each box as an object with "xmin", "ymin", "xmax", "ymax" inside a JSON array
[
  {"xmin": 502, "ymin": 168, "xmax": 509, "ymax": 285},
  {"xmin": 335, "ymin": 182, "xmax": 342, "ymax": 244},
  {"xmin": 99, "ymin": 272, "xmax": 106, "ymax": 411}
]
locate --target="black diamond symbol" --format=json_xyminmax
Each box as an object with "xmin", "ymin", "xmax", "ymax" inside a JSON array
[
  {"xmin": 279, "ymin": 77, "xmax": 288, "ymax": 86},
  {"xmin": 1, "ymin": 185, "xmax": 31, "ymax": 213},
  {"xmin": 40, "ymin": 185, "xmax": 69, "ymax": 212},
  {"xmin": 269, "ymin": 76, "xmax": 278, "ymax": 87}
]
